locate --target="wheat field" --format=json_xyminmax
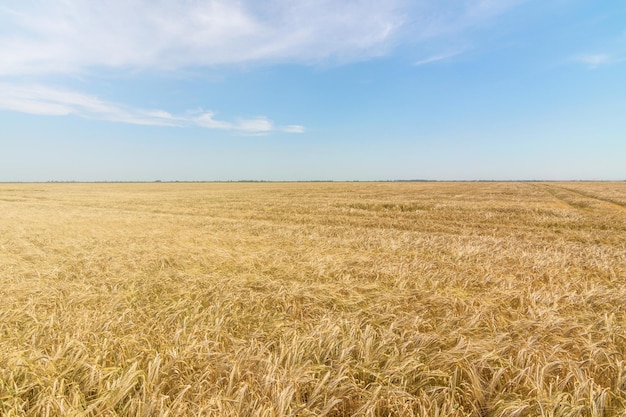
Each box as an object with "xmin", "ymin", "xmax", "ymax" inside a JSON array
[{"xmin": 0, "ymin": 181, "xmax": 625, "ymax": 416}]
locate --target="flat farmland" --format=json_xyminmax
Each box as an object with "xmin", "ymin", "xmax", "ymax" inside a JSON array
[{"xmin": 1, "ymin": 182, "xmax": 626, "ymax": 416}]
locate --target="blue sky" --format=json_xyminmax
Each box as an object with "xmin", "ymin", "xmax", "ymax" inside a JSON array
[{"xmin": 1, "ymin": 0, "xmax": 625, "ymax": 181}]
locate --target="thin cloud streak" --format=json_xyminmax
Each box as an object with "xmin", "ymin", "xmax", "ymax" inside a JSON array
[
  {"xmin": 194, "ymin": 111, "xmax": 303, "ymax": 135},
  {"xmin": 414, "ymin": 51, "xmax": 463, "ymax": 67},
  {"xmin": 0, "ymin": 83, "xmax": 304, "ymax": 134}
]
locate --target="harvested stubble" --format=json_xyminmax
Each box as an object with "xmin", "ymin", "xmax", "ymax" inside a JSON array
[{"xmin": 0, "ymin": 181, "xmax": 625, "ymax": 416}]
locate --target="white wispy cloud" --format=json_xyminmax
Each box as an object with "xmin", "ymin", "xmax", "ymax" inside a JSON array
[
  {"xmin": 0, "ymin": 0, "xmax": 531, "ymax": 75},
  {"xmin": 0, "ymin": 0, "xmax": 405, "ymax": 75},
  {"xmin": 0, "ymin": 83, "xmax": 304, "ymax": 134},
  {"xmin": 194, "ymin": 110, "xmax": 302, "ymax": 135},
  {"xmin": 0, "ymin": 83, "xmax": 182, "ymax": 126},
  {"xmin": 574, "ymin": 54, "xmax": 616, "ymax": 69}
]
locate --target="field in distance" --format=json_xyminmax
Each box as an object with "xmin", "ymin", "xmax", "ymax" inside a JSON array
[{"xmin": 1, "ymin": 182, "xmax": 625, "ymax": 416}]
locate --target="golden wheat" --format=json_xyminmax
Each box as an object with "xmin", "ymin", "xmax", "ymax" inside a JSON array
[{"xmin": 1, "ymin": 182, "xmax": 625, "ymax": 416}]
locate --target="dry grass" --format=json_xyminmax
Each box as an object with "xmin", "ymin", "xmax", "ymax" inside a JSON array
[{"xmin": 1, "ymin": 181, "xmax": 625, "ymax": 416}]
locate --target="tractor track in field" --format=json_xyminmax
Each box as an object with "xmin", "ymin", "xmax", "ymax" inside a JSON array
[
  {"xmin": 552, "ymin": 184, "xmax": 626, "ymax": 212},
  {"xmin": 531, "ymin": 183, "xmax": 626, "ymax": 213},
  {"xmin": 531, "ymin": 183, "xmax": 578, "ymax": 210}
]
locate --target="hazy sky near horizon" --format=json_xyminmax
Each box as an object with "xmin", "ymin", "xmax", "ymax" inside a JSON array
[{"xmin": 1, "ymin": 0, "xmax": 625, "ymax": 181}]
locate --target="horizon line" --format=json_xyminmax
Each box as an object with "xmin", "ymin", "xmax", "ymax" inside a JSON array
[{"xmin": 1, "ymin": 179, "xmax": 625, "ymax": 184}]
